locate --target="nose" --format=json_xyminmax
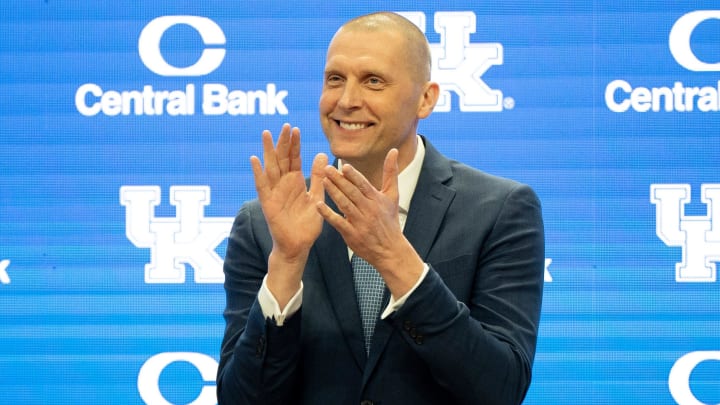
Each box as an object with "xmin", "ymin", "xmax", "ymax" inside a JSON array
[{"xmin": 337, "ymin": 80, "xmax": 362, "ymax": 110}]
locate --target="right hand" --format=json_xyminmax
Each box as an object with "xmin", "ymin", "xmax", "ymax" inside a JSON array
[{"xmin": 250, "ymin": 124, "xmax": 327, "ymax": 305}]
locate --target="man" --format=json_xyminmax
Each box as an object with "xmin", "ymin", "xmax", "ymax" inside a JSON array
[{"xmin": 217, "ymin": 11, "xmax": 544, "ymax": 405}]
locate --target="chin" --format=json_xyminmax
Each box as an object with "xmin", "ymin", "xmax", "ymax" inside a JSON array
[{"xmin": 329, "ymin": 144, "xmax": 358, "ymax": 161}]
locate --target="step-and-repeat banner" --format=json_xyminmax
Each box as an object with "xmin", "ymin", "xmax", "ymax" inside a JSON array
[{"xmin": 1, "ymin": 2, "xmax": 718, "ymax": 404}]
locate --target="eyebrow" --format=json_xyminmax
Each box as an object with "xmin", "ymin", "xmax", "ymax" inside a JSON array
[{"xmin": 324, "ymin": 65, "xmax": 389, "ymax": 79}]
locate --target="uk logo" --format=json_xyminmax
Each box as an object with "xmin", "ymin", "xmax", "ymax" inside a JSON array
[
  {"xmin": 398, "ymin": 11, "xmax": 508, "ymax": 112},
  {"xmin": 120, "ymin": 186, "xmax": 233, "ymax": 284},
  {"xmin": 651, "ymin": 184, "xmax": 720, "ymax": 282}
]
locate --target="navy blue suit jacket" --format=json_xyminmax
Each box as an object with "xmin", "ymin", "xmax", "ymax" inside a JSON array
[{"xmin": 217, "ymin": 137, "xmax": 545, "ymax": 404}]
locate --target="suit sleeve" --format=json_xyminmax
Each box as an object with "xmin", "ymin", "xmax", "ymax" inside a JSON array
[
  {"xmin": 216, "ymin": 202, "xmax": 302, "ymax": 404},
  {"xmin": 387, "ymin": 183, "xmax": 545, "ymax": 405}
]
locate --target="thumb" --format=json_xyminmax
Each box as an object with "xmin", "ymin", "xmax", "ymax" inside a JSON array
[
  {"xmin": 381, "ymin": 148, "xmax": 399, "ymax": 203},
  {"xmin": 309, "ymin": 153, "xmax": 328, "ymax": 200}
]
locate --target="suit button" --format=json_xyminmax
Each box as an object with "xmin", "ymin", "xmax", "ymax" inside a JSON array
[
  {"xmin": 403, "ymin": 320, "xmax": 412, "ymax": 331},
  {"xmin": 255, "ymin": 336, "xmax": 266, "ymax": 357},
  {"xmin": 415, "ymin": 335, "xmax": 424, "ymax": 345},
  {"xmin": 409, "ymin": 327, "xmax": 418, "ymax": 338},
  {"xmin": 360, "ymin": 401, "xmax": 374, "ymax": 405}
]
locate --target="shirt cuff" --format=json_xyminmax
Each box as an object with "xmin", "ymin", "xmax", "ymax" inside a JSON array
[
  {"xmin": 380, "ymin": 263, "xmax": 430, "ymax": 319},
  {"xmin": 257, "ymin": 275, "xmax": 303, "ymax": 326}
]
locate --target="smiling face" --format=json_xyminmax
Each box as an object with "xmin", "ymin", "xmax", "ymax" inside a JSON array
[{"xmin": 319, "ymin": 15, "xmax": 438, "ymax": 180}]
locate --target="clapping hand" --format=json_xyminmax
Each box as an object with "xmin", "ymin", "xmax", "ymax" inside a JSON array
[{"xmin": 250, "ymin": 123, "xmax": 328, "ymax": 307}]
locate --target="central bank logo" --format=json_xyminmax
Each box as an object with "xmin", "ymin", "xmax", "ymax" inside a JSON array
[
  {"xmin": 606, "ymin": 10, "xmax": 720, "ymax": 113},
  {"xmin": 0, "ymin": 259, "xmax": 10, "ymax": 285},
  {"xmin": 651, "ymin": 184, "xmax": 720, "ymax": 282},
  {"xmin": 138, "ymin": 16, "xmax": 226, "ymax": 77},
  {"xmin": 138, "ymin": 352, "xmax": 217, "ymax": 405},
  {"xmin": 76, "ymin": 16, "xmax": 288, "ymax": 117},
  {"xmin": 669, "ymin": 10, "xmax": 720, "ymax": 72},
  {"xmin": 398, "ymin": 11, "xmax": 509, "ymax": 112},
  {"xmin": 120, "ymin": 186, "xmax": 233, "ymax": 284},
  {"xmin": 669, "ymin": 351, "xmax": 720, "ymax": 405}
]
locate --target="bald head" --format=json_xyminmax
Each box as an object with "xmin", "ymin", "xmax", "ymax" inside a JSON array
[{"xmin": 333, "ymin": 12, "xmax": 432, "ymax": 82}]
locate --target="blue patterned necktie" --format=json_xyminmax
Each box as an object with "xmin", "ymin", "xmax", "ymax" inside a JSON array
[{"xmin": 351, "ymin": 254, "xmax": 386, "ymax": 355}]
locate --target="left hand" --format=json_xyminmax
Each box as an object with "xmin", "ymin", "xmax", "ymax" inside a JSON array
[{"xmin": 316, "ymin": 149, "xmax": 424, "ymax": 297}]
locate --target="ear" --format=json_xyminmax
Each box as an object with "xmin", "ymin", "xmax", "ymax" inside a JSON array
[{"xmin": 417, "ymin": 81, "xmax": 440, "ymax": 119}]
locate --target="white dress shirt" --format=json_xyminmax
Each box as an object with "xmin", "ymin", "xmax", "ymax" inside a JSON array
[{"xmin": 258, "ymin": 136, "xmax": 429, "ymax": 325}]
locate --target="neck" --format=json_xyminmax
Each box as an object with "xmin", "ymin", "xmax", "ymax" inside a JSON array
[{"xmin": 348, "ymin": 161, "xmax": 384, "ymax": 190}]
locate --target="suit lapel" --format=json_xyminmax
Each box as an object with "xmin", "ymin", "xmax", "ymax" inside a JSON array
[
  {"xmin": 402, "ymin": 139, "xmax": 456, "ymax": 260},
  {"xmin": 313, "ymin": 195, "xmax": 367, "ymax": 369}
]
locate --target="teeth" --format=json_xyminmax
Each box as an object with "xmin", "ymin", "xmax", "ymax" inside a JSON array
[{"xmin": 339, "ymin": 121, "xmax": 367, "ymax": 130}]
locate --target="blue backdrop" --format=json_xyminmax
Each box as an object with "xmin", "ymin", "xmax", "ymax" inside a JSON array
[{"xmin": 1, "ymin": 1, "xmax": 718, "ymax": 404}]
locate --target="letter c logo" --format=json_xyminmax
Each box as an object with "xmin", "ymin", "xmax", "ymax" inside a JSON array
[
  {"xmin": 669, "ymin": 10, "xmax": 720, "ymax": 71},
  {"xmin": 668, "ymin": 351, "xmax": 720, "ymax": 405},
  {"xmin": 137, "ymin": 352, "xmax": 218, "ymax": 405},
  {"xmin": 138, "ymin": 16, "xmax": 226, "ymax": 76}
]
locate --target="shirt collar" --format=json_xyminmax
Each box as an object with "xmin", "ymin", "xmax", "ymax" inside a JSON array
[{"xmin": 397, "ymin": 135, "xmax": 425, "ymax": 215}]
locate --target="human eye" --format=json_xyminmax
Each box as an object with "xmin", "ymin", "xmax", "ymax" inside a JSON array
[
  {"xmin": 365, "ymin": 76, "xmax": 385, "ymax": 89},
  {"xmin": 325, "ymin": 73, "xmax": 343, "ymax": 86}
]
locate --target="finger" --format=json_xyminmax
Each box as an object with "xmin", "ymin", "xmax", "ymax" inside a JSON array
[
  {"xmin": 339, "ymin": 163, "xmax": 376, "ymax": 199},
  {"xmin": 381, "ymin": 148, "xmax": 400, "ymax": 203},
  {"xmin": 275, "ymin": 123, "xmax": 292, "ymax": 175},
  {"xmin": 250, "ymin": 155, "xmax": 270, "ymax": 201},
  {"xmin": 323, "ymin": 165, "xmax": 367, "ymax": 209},
  {"xmin": 316, "ymin": 200, "xmax": 354, "ymax": 236},
  {"xmin": 308, "ymin": 153, "xmax": 328, "ymax": 200},
  {"xmin": 289, "ymin": 127, "xmax": 302, "ymax": 172},
  {"xmin": 261, "ymin": 129, "xmax": 280, "ymax": 185},
  {"xmin": 322, "ymin": 168, "xmax": 361, "ymax": 219}
]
